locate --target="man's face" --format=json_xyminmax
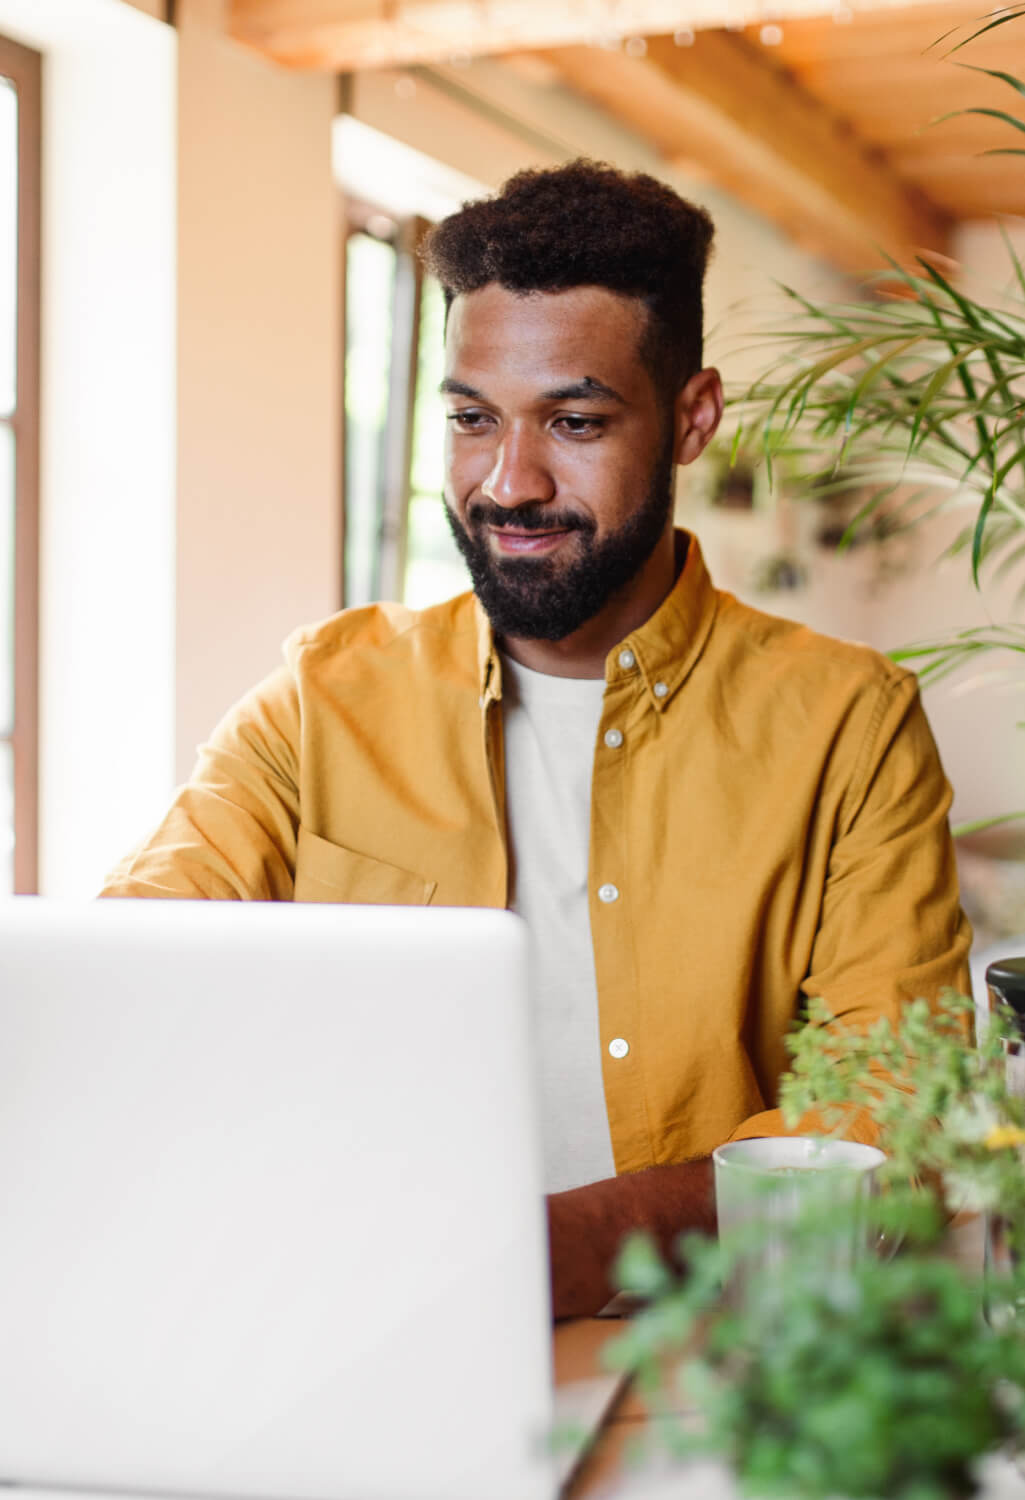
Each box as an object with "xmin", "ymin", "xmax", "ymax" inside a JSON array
[{"xmin": 441, "ymin": 284, "xmax": 681, "ymax": 642}]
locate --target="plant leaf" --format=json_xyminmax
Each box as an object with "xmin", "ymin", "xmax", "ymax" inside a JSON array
[
  {"xmin": 956, "ymin": 60, "xmax": 1025, "ymax": 99},
  {"xmin": 944, "ymin": 106, "xmax": 1025, "ymax": 134},
  {"xmin": 940, "ymin": 8, "xmax": 1025, "ymax": 56},
  {"xmin": 953, "ymin": 809, "xmax": 1025, "ymax": 837}
]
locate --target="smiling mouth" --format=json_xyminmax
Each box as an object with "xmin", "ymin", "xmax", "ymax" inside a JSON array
[{"xmin": 488, "ymin": 526, "xmax": 574, "ymax": 555}]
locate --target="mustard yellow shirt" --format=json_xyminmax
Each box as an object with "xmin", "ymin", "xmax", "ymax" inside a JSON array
[{"xmin": 102, "ymin": 533, "xmax": 971, "ymax": 1170}]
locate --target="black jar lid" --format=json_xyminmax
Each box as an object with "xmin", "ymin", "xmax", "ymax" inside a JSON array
[{"xmin": 987, "ymin": 957, "xmax": 1025, "ymax": 1015}]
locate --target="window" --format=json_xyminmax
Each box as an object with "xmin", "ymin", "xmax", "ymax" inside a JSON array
[
  {"xmin": 343, "ymin": 202, "xmax": 469, "ymax": 611},
  {"xmin": 0, "ymin": 34, "xmax": 40, "ymax": 894}
]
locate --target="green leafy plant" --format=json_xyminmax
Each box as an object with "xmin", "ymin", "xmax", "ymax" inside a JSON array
[
  {"xmin": 609, "ymin": 1206, "xmax": 1025, "ymax": 1500},
  {"xmin": 731, "ymin": 255, "xmax": 1025, "ymax": 607}
]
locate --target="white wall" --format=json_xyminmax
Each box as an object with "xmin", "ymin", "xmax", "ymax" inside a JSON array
[
  {"xmin": 0, "ymin": 0, "xmax": 177, "ymax": 897},
  {"xmin": 175, "ymin": 0, "xmax": 341, "ymax": 781}
]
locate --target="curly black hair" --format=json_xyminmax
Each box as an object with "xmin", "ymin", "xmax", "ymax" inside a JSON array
[{"xmin": 422, "ymin": 159, "xmax": 715, "ymax": 402}]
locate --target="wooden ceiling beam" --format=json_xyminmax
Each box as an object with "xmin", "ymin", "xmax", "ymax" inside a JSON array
[
  {"xmin": 227, "ymin": 0, "xmax": 993, "ymax": 71},
  {"xmin": 542, "ymin": 32, "xmax": 950, "ymax": 273},
  {"xmin": 755, "ymin": 2, "xmax": 1006, "ymax": 64}
]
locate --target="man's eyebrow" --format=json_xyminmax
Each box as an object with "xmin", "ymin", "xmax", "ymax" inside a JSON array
[
  {"xmin": 439, "ymin": 378, "xmax": 485, "ymax": 399},
  {"xmin": 439, "ymin": 375, "xmax": 626, "ymax": 404},
  {"xmin": 541, "ymin": 377, "xmax": 626, "ymax": 404}
]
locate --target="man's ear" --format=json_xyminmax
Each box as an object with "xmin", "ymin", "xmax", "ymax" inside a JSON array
[{"xmin": 673, "ymin": 369, "xmax": 724, "ymax": 467}]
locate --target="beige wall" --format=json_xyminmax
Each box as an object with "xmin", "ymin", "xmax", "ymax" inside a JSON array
[
  {"xmin": 120, "ymin": 0, "xmax": 165, "ymax": 17},
  {"xmin": 176, "ymin": 0, "xmax": 341, "ymax": 779}
]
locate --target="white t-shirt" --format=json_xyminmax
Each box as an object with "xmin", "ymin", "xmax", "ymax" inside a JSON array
[{"xmin": 501, "ymin": 654, "xmax": 617, "ymax": 1195}]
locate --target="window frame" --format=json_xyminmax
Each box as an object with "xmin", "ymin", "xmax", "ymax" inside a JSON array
[
  {"xmin": 341, "ymin": 200, "xmax": 430, "ymax": 607},
  {"xmin": 0, "ymin": 32, "xmax": 40, "ymax": 894}
]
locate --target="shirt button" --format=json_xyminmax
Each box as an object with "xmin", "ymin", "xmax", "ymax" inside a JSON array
[
  {"xmin": 653, "ymin": 681, "xmax": 668, "ymax": 699},
  {"xmin": 608, "ymin": 1038, "xmax": 630, "ymax": 1059},
  {"xmin": 598, "ymin": 883, "xmax": 619, "ymax": 904},
  {"xmin": 603, "ymin": 728, "xmax": 624, "ymax": 749},
  {"xmin": 618, "ymin": 649, "xmax": 636, "ymax": 670}
]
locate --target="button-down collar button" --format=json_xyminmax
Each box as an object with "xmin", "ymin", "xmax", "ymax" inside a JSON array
[
  {"xmin": 617, "ymin": 649, "xmax": 636, "ymax": 670},
  {"xmin": 608, "ymin": 1038, "xmax": 630, "ymax": 1059},
  {"xmin": 598, "ymin": 883, "xmax": 619, "ymax": 904},
  {"xmin": 653, "ymin": 681, "xmax": 668, "ymax": 699},
  {"xmin": 603, "ymin": 728, "xmax": 624, "ymax": 749}
]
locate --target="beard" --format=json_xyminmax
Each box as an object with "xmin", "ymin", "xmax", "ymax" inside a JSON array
[{"xmin": 443, "ymin": 432, "xmax": 676, "ymax": 642}]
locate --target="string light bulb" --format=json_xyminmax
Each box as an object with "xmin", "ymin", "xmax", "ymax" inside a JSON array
[{"xmin": 673, "ymin": 25, "xmax": 695, "ymax": 44}]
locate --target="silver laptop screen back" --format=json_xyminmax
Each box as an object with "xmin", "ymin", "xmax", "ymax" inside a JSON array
[{"xmin": 0, "ymin": 899, "xmax": 555, "ymax": 1500}]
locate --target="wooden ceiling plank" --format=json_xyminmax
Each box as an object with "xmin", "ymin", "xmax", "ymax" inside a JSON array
[
  {"xmin": 227, "ymin": 0, "xmax": 1018, "ymax": 70},
  {"xmin": 759, "ymin": 1, "xmax": 1005, "ymax": 64},
  {"xmin": 788, "ymin": 56, "xmax": 1025, "ymax": 95},
  {"xmin": 542, "ymin": 31, "xmax": 949, "ymax": 272}
]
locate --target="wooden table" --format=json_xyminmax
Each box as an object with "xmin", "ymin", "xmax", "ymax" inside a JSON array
[{"xmin": 555, "ymin": 1315, "xmax": 658, "ymax": 1498}]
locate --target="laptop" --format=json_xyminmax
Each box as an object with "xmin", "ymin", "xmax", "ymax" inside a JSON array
[{"xmin": 0, "ymin": 899, "xmax": 625, "ymax": 1500}]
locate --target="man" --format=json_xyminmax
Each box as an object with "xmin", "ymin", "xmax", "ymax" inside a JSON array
[{"xmin": 103, "ymin": 161, "xmax": 971, "ymax": 1318}]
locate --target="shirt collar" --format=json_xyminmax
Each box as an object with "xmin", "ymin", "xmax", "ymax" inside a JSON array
[
  {"xmin": 474, "ymin": 528, "xmax": 718, "ymax": 710},
  {"xmin": 475, "ymin": 597, "xmax": 503, "ymax": 708},
  {"xmin": 604, "ymin": 529, "xmax": 719, "ymax": 711}
]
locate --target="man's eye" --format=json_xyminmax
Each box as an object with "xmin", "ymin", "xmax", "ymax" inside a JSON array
[
  {"xmin": 556, "ymin": 415, "xmax": 604, "ymax": 436},
  {"xmin": 447, "ymin": 410, "xmax": 493, "ymax": 431}
]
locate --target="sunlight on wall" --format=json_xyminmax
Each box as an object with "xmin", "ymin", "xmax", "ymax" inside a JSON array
[{"xmin": 0, "ymin": 0, "xmax": 176, "ymax": 896}]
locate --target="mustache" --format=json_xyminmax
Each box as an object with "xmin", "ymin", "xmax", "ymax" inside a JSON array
[{"xmin": 464, "ymin": 501, "xmax": 595, "ymax": 534}]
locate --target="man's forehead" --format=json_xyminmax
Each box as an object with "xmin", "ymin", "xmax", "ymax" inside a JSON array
[
  {"xmin": 447, "ymin": 282, "xmax": 646, "ymax": 332},
  {"xmin": 444, "ymin": 283, "xmax": 650, "ymax": 391}
]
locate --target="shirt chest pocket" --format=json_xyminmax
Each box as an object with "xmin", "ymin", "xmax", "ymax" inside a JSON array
[{"xmin": 293, "ymin": 826, "xmax": 437, "ymax": 906}]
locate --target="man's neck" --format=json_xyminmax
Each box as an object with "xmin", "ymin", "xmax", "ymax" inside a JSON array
[{"xmin": 498, "ymin": 529, "xmax": 682, "ymax": 680}]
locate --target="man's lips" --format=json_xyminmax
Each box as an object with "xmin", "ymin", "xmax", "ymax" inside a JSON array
[{"xmin": 487, "ymin": 525, "xmax": 575, "ymax": 556}]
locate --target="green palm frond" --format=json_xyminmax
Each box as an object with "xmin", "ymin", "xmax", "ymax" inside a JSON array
[
  {"xmin": 890, "ymin": 623, "xmax": 1025, "ymax": 684},
  {"xmin": 731, "ymin": 256, "xmax": 1025, "ymax": 584}
]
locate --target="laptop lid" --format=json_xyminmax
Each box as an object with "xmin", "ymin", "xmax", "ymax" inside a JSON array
[{"xmin": 0, "ymin": 898, "xmax": 556, "ymax": 1500}]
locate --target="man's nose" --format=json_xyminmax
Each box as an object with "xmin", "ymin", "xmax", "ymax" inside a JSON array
[{"xmin": 481, "ymin": 429, "xmax": 556, "ymax": 509}]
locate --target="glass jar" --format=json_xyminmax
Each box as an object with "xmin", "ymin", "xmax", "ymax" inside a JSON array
[{"xmin": 984, "ymin": 958, "xmax": 1025, "ymax": 1322}]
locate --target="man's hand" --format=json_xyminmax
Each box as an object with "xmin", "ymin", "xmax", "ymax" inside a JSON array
[{"xmin": 546, "ymin": 1158, "xmax": 716, "ymax": 1320}]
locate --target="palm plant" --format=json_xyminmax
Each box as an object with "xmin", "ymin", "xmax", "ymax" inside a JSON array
[{"xmin": 729, "ymin": 8, "xmax": 1025, "ymax": 833}]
